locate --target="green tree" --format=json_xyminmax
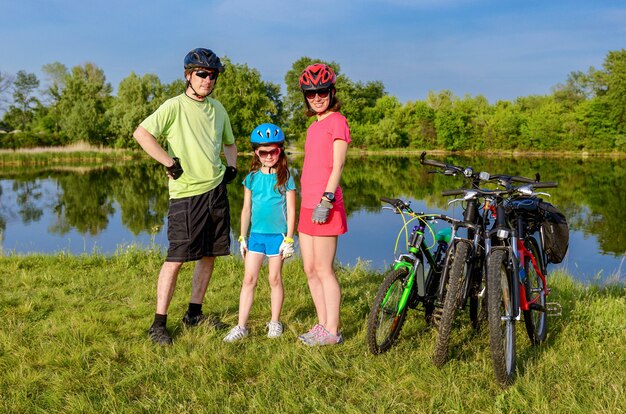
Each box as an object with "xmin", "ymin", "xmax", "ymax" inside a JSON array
[
  {"xmin": 7, "ymin": 70, "xmax": 40, "ymax": 130},
  {"xmin": 211, "ymin": 58, "xmax": 280, "ymax": 147},
  {"xmin": 395, "ymin": 100, "xmax": 436, "ymax": 149},
  {"xmin": 339, "ymin": 79, "xmax": 386, "ymax": 126},
  {"xmin": 484, "ymin": 101, "xmax": 523, "ymax": 150},
  {"xmin": 162, "ymin": 79, "xmax": 186, "ymax": 99},
  {"xmin": 599, "ymin": 49, "xmax": 626, "ymax": 136},
  {"xmin": 38, "ymin": 62, "xmax": 69, "ymax": 134},
  {"xmin": 518, "ymin": 96, "xmax": 565, "ymax": 150},
  {"xmin": 356, "ymin": 95, "xmax": 402, "ymax": 148},
  {"xmin": 552, "ymin": 70, "xmax": 593, "ymax": 109},
  {"xmin": 106, "ymin": 72, "xmax": 164, "ymax": 148},
  {"xmin": 57, "ymin": 63, "xmax": 112, "ymax": 145}
]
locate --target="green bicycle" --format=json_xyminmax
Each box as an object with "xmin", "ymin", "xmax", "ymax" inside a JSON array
[{"xmin": 366, "ymin": 196, "xmax": 458, "ymax": 354}]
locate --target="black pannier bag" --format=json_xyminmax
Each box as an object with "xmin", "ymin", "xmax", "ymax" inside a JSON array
[{"xmin": 538, "ymin": 201, "xmax": 569, "ymax": 264}]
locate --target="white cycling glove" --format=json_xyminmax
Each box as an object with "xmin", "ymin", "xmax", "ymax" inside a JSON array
[
  {"xmin": 238, "ymin": 235, "xmax": 248, "ymax": 257},
  {"xmin": 279, "ymin": 237, "xmax": 295, "ymax": 259}
]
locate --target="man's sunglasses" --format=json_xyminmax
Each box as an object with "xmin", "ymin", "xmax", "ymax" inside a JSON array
[
  {"xmin": 256, "ymin": 148, "xmax": 281, "ymax": 158},
  {"xmin": 304, "ymin": 88, "xmax": 331, "ymax": 100},
  {"xmin": 195, "ymin": 70, "xmax": 218, "ymax": 80}
]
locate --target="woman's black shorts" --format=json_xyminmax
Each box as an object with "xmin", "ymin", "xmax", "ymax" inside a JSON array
[{"xmin": 166, "ymin": 182, "xmax": 231, "ymax": 262}]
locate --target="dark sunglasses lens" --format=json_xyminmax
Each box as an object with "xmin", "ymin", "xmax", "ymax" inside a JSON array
[
  {"xmin": 196, "ymin": 70, "xmax": 216, "ymax": 80},
  {"xmin": 305, "ymin": 89, "xmax": 329, "ymax": 99},
  {"xmin": 258, "ymin": 148, "xmax": 280, "ymax": 157}
]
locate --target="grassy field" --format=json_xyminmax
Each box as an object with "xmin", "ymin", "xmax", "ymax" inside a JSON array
[{"xmin": 0, "ymin": 249, "xmax": 624, "ymax": 413}]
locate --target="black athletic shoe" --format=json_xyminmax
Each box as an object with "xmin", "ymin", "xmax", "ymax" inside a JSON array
[
  {"xmin": 149, "ymin": 325, "xmax": 173, "ymax": 345},
  {"xmin": 182, "ymin": 311, "xmax": 228, "ymax": 330}
]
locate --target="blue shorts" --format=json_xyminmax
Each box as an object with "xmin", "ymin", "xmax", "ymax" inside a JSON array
[{"xmin": 248, "ymin": 233, "xmax": 284, "ymax": 257}]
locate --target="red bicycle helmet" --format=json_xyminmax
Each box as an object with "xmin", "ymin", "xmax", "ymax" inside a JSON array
[{"xmin": 299, "ymin": 63, "xmax": 336, "ymax": 91}]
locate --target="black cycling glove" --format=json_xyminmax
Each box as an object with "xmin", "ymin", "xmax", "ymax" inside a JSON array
[
  {"xmin": 166, "ymin": 157, "xmax": 184, "ymax": 180},
  {"xmin": 224, "ymin": 166, "xmax": 238, "ymax": 184}
]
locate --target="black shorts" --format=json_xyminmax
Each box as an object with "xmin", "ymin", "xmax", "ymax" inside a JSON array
[{"xmin": 166, "ymin": 182, "xmax": 231, "ymax": 262}]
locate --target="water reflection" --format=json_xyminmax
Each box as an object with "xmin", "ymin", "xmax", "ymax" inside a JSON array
[{"xmin": 0, "ymin": 155, "xmax": 624, "ymax": 283}]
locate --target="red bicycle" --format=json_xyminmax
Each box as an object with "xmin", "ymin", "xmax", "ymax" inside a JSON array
[{"xmin": 484, "ymin": 177, "xmax": 566, "ymax": 387}]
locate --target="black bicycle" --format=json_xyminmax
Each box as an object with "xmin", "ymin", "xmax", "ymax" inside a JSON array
[
  {"xmin": 366, "ymin": 196, "xmax": 459, "ymax": 354},
  {"xmin": 462, "ymin": 177, "xmax": 564, "ymax": 387},
  {"xmin": 419, "ymin": 153, "xmax": 492, "ymax": 366}
]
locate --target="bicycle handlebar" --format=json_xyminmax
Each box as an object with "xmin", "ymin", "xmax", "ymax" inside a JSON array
[
  {"xmin": 441, "ymin": 180, "xmax": 558, "ymax": 199},
  {"xmin": 491, "ymin": 174, "xmax": 535, "ymax": 184},
  {"xmin": 421, "ymin": 152, "xmax": 559, "ymax": 190},
  {"xmin": 380, "ymin": 196, "xmax": 408, "ymax": 210},
  {"xmin": 441, "ymin": 189, "xmax": 466, "ymax": 196},
  {"xmin": 531, "ymin": 181, "xmax": 558, "ymax": 188},
  {"xmin": 419, "ymin": 152, "xmax": 448, "ymax": 169}
]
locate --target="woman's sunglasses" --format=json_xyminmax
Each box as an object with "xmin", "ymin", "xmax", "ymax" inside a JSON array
[
  {"xmin": 304, "ymin": 88, "xmax": 331, "ymax": 100},
  {"xmin": 256, "ymin": 148, "xmax": 281, "ymax": 158},
  {"xmin": 195, "ymin": 70, "xmax": 218, "ymax": 80}
]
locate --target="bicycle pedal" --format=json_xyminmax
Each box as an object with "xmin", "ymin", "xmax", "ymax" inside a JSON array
[{"xmin": 546, "ymin": 302, "xmax": 562, "ymax": 316}]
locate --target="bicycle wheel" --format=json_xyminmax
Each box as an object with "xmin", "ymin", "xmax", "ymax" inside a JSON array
[
  {"xmin": 469, "ymin": 263, "xmax": 487, "ymax": 330},
  {"xmin": 523, "ymin": 236, "xmax": 547, "ymax": 344},
  {"xmin": 366, "ymin": 267, "xmax": 411, "ymax": 354},
  {"xmin": 433, "ymin": 241, "xmax": 469, "ymax": 367},
  {"xmin": 487, "ymin": 249, "xmax": 516, "ymax": 387}
]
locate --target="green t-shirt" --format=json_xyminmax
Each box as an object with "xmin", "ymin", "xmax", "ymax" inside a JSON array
[{"xmin": 140, "ymin": 93, "xmax": 235, "ymax": 199}]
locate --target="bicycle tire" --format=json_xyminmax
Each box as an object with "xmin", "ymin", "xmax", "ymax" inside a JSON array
[
  {"xmin": 469, "ymin": 264, "xmax": 488, "ymax": 330},
  {"xmin": 366, "ymin": 267, "xmax": 411, "ymax": 354},
  {"xmin": 433, "ymin": 241, "xmax": 469, "ymax": 367},
  {"xmin": 487, "ymin": 249, "xmax": 516, "ymax": 387},
  {"xmin": 523, "ymin": 236, "xmax": 547, "ymax": 344}
]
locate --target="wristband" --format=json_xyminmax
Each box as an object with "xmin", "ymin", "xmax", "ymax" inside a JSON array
[
  {"xmin": 238, "ymin": 235, "xmax": 246, "ymax": 242},
  {"xmin": 283, "ymin": 237, "xmax": 294, "ymax": 243}
]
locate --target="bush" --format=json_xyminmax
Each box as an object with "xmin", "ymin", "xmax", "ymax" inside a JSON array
[{"xmin": 0, "ymin": 131, "xmax": 69, "ymax": 149}]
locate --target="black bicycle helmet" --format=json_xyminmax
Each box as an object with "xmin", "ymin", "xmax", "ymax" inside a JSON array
[{"xmin": 184, "ymin": 48, "xmax": 225, "ymax": 73}]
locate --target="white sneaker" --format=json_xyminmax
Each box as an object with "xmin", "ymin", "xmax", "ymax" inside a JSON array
[
  {"xmin": 266, "ymin": 321, "xmax": 283, "ymax": 338},
  {"xmin": 223, "ymin": 325, "xmax": 249, "ymax": 342}
]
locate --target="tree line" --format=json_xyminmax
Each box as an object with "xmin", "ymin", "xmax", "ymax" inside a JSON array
[{"xmin": 1, "ymin": 49, "xmax": 625, "ymax": 152}]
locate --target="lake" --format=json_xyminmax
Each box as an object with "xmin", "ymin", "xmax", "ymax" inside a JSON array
[{"xmin": 1, "ymin": 154, "xmax": 624, "ymax": 284}]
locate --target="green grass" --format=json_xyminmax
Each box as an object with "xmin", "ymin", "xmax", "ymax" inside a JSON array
[{"xmin": 0, "ymin": 249, "xmax": 624, "ymax": 413}]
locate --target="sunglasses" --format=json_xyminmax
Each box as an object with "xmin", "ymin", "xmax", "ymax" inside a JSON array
[
  {"xmin": 304, "ymin": 88, "xmax": 331, "ymax": 100},
  {"xmin": 256, "ymin": 148, "xmax": 281, "ymax": 158},
  {"xmin": 195, "ymin": 70, "xmax": 218, "ymax": 80}
]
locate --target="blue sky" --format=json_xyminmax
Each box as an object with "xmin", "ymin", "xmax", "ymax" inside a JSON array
[{"xmin": 2, "ymin": 0, "xmax": 625, "ymax": 103}]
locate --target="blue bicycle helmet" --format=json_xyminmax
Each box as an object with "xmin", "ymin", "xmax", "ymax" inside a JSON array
[
  {"xmin": 184, "ymin": 48, "xmax": 225, "ymax": 73},
  {"xmin": 250, "ymin": 123, "xmax": 285, "ymax": 145}
]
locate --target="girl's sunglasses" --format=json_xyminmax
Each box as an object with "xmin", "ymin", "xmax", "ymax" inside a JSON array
[
  {"xmin": 304, "ymin": 88, "xmax": 330, "ymax": 100},
  {"xmin": 195, "ymin": 70, "xmax": 218, "ymax": 80},
  {"xmin": 256, "ymin": 148, "xmax": 281, "ymax": 158}
]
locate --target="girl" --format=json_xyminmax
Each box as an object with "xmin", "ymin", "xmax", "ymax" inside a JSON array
[
  {"xmin": 297, "ymin": 63, "xmax": 351, "ymax": 346},
  {"xmin": 223, "ymin": 123, "xmax": 296, "ymax": 342}
]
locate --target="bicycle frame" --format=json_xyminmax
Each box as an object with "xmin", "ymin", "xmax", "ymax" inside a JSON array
[
  {"xmin": 389, "ymin": 217, "xmax": 448, "ymax": 315},
  {"xmin": 516, "ymin": 239, "xmax": 549, "ymax": 311},
  {"xmin": 491, "ymin": 191, "xmax": 555, "ymax": 318}
]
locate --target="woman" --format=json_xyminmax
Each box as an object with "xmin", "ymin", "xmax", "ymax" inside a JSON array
[{"xmin": 297, "ymin": 63, "xmax": 351, "ymax": 346}]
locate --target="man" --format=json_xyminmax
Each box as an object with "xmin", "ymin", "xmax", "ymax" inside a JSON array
[{"xmin": 133, "ymin": 48, "xmax": 238, "ymax": 345}]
